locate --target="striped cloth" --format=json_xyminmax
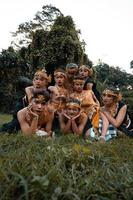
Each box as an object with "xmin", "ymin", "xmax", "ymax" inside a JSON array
[{"xmin": 98, "ymin": 119, "xmax": 117, "ymax": 141}]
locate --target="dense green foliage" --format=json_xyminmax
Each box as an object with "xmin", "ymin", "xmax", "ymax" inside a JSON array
[
  {"xmin": 29, "ymin": 15, "xmax": 90, "ymax": 72},
  {"xmin": 0, "ymin": 133, "xmax": 133, "ymax": 200},
  {"xmin": 95, "ymin": 62, "xmax": 133, "ymax": 89},
  {"xmin": 11, "ymin": 5, "xmax": 63, "ymax": 48}
]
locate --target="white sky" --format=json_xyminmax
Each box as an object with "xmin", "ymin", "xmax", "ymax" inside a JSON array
[{"xmin": 0, "ymin": 0, "xmax": 133, "ymax": 73}]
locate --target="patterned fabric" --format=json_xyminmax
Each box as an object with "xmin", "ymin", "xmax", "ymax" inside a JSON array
[{"xmin": 98, "ymin": 119, "xmax": 117, "ymax": 141}]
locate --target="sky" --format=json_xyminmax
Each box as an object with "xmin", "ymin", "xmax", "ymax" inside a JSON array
[{"xmin": 0, "ymin": 0, "xmax": 133, "ymax": 73}]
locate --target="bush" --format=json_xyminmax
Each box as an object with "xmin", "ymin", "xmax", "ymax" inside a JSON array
[{"xmin": 0, "ymin": 134, "xmax": 133, "ymax": 199}]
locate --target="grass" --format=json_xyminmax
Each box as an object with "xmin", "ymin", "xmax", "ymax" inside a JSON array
[
  {"xmin": 0, "ymin": 135, "xmax": 133, "ymax": 200},
  {"xmin": 0, "ymin": 113, "xmax": 12, "ymax": 126},
  {"xmin": 0, "ymin": 114, "xmax": 133, "ymax": 200}
]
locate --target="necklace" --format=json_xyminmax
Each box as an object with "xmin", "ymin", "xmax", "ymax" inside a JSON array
[
  {"xmin": 105, "ymin": 103, "xmax": 119, "ymax": 117},
  {"xmin": 72, "ymin": 91, "xmax": 86, "ymax": 103},
  {"xmin": 56, "ymin": 85, "xmax": 66, "ymax": 96}
]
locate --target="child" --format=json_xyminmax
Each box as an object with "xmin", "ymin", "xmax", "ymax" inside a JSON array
[
  {"xmin": 78, "ymin": 64, "xmax": 93, "ymax": 81},
  {"xmin": 58, "ymin": 98, "xmax": 89, "ymax": 136},
  {"xmin": 0, "ymin": 69, "xmax": 51, "ymax": 134},
  {"xmin": 70, "ymin": 76, "xmax": 100, "ymax": 132},
  {"xmin": 79, "ymin": 65, "xmax": 100, "ymax": 102},
  {"xmin": 83, "ymin": 78, "xmax": 101, "ymax": 102},
  {"xmin": 17, "ymin": 89, "xmax": 54, "ymax": 136},
  {"xmin": 25, "ymin": 68, "xmax": 51, "ymax": 104},
  {"xmin": 65, "ymin": 63, "xmax": 79, "ymax": 94},
  {"xmin": 99, "ymin": 88, "xmax": 133, "ymax": 142},
  {"xmin": 48, "ymin": 68, "xmax": 68, "ymax": 112}
]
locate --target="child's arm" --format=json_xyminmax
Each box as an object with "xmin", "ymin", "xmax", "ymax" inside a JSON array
[
  {"xmin": 92, "ymin": 91, "xmax": 100, "ymax": 106},
  {"xmin": 48, "ymin": 86, "xmax": 54, "ymax": 92},
  {"xmin": 17, "ymin": 107, "xmax": 38, "ymax": 135},
  {"xmin": 100, "ymin": 112, "xmax": 109, "ymax": 137},
  {"xmin": 102, "ymin": 105, "xmax": 127, "ymax": 128},
  {"xmin": 45, "ymin": 112, "xmax": 54, "ymax": 135},
  {"xmin": 25, "ymin": 86, "xmax": 34, "ymax": 103},
  {"xmin": 58, "ymin": 113, "xmax": 71, "ymax": 134},
  {"xmin": 48, "ymin": 86, "xmax": 57, "ymax": 100},
  {"xmin": 71, "ymin": 113, "xmax": 88, "ymax": 135}
]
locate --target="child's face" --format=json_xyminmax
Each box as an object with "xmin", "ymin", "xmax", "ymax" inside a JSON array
[
  {"xmin": 73, "ymin": 82, "xmax": 84, "ymax": 93},
  {"xmin": 31, "ymin": 95, "xmax": 46, "ymax": 115},
  {"xmin": 33, "ymin": 76, "xmax": 47, "ymax": 88},
  {"xmin": 67, "ymin": 67, "xmax": 78, "ymax": 79},
  {"xmin": 102, "ymin": 93, "xmax": 115, "ymax": 106},
  {"xmin": 79, "ymin": 68, "xmax": 89, "ymax": 79},
  {"xmin": 66, "ymin": 106, "xmax": 80, "ymax": 118},
  {"xmin": 55, "ymin": 74, "xmax": 65, "ymax": 86}
]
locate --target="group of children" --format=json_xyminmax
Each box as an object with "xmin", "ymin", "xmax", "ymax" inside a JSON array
[{"xmin": 1, "ymin": 63, "xmax": 133, "ymax": 141}]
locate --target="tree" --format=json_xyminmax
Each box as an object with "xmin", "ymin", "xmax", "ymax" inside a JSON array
[
  {"xmin": 95, "ymin": 62, "xmax": 133, "ymax": 90},
  {"xmin": 29, "ymin": 15, "xmax": 92, "ymax": 73},
  {"xmin": 11, "ymin": 5, "xmax": 63, "ymax": 48},
  {"xmin": 130, "ymin": 60, "xmax": 133, "ymax": 69},
  {"xmin": 0, "ymin": 47, "xmax": 19, "ymax": 81}
]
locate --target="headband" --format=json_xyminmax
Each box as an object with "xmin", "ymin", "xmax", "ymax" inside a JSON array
[
  {"xmin": 66, "ymin": 63, "xmax": 78, "ymax": 69},
  {"xmin": 66, "ymin": 102, "xmax": 81, "ymax": 109},
  {"xmin": 73, "ymin": 79, "xmax": 85, "ymax": 84},
  {"xmin": 34, "ymin": 69, "xmax": 51, "ymax": 83},
  {"xmin": 54, "ymin": 71, "xmax": 67, "ymax": 78},
  {"xmin": 103, "ymin": 89, "xmax": 122, "ymax": 101},
  {"xmin": 79, "ymin": 65, "xmax": 93, "ymax": 75}
]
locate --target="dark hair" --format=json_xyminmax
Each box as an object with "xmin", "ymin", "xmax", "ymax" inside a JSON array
[
  {"xmin": 68, "ymin": 98, "xmax": 81, "ymax": 105},
  {"xmin": 73, "ymin": 75, "xmax": 85, "ymax": 81},
  {"xmin": 66, "ymin": 63, "xmax": 78, "ymax": 69},
  {"xmin": 102, "ymin": 87, "xmax": 122, "ymax": 102},
  {"xmin": 84, "ymin": 78, "xmax": 101, "ymax": 102},
  {"xmin": 33, "ymin": 89, "xmax": 50, "ymax": 102},
  {"xmin": 54, "ymin": 68, "xmax": 66, "ymax": 75},
  {"xmin": 105, "ymin": 86, "xmax": 120, "ymax": 95},
  {"xmin": 83, "ymin": 78, "xmax": 94, "ymax": 89}
]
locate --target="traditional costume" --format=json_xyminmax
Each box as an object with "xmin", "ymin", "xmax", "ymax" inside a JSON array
[
  {"xmin": 48, "ymin": 69, "xmax": 68, "ymax": 112},
  {"xmin": 60, "ymin": 99, "xmax": 91, "ymax": 135},
  {"xmin": 70, "ymin": 78, "xmax": 100, "ymax": 129},
  {"xmin": 65, "ymin": 63, "xmax": 79, "ymax": 94},
  {"xmin": 101, "ymin": 89, "xmax": 133, "ymax": 139}
]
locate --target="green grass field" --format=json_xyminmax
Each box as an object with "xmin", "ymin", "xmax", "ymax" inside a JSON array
[
  {"xmin": 0, "ymin": 114, "xmax": 133, "ymax": 200},
  {"xmin": 0, "ymin": 113, "xmax": 12, "ymax": 127}
]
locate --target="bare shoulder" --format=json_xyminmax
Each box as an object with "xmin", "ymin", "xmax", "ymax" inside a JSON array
[
  {"xmin": 44, "ymin": 106, "xmax": 54, "ymax": 118},
  {"xmin": 78, "ymin": 112, "xmax": 87, "ymax": 122},
  {"xmin": 25, "ymin": 86, "xmax": 34, "ymax": 96},
  {"xmin": 80, "ymin": 112, "xmax": 87, "ymax": 119},
  {"xmin": 25, "ymin": 86, "xmax": 33, "ymax": 91},
  {"xmin": 78, "ymin": 112, "xmax": 88, "ymax": 124},
  {"xmin": 17, "ymin": 107, "xmax": 27, "ymax": 119},
  {"xmin": 48, "ymin": 85, "xmax": 55, "ymax": 91}
]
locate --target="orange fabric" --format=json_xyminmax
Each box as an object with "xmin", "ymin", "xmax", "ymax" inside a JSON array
[{"xmin": 92, "ymin": 108, "xmax": 100, "ymax": 128}]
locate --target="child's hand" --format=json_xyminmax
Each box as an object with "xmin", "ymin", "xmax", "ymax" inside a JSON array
[
  {"xmin": 27, "ymin": 103, "xmax": 39, "ymax": 118},
  {"xmin": 71, "ymin": 113, "xmax": 81, "ymax": 120},
  {"xmin": 63, "ymin": 113, "xmax": 71, "ymax": 120}
]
